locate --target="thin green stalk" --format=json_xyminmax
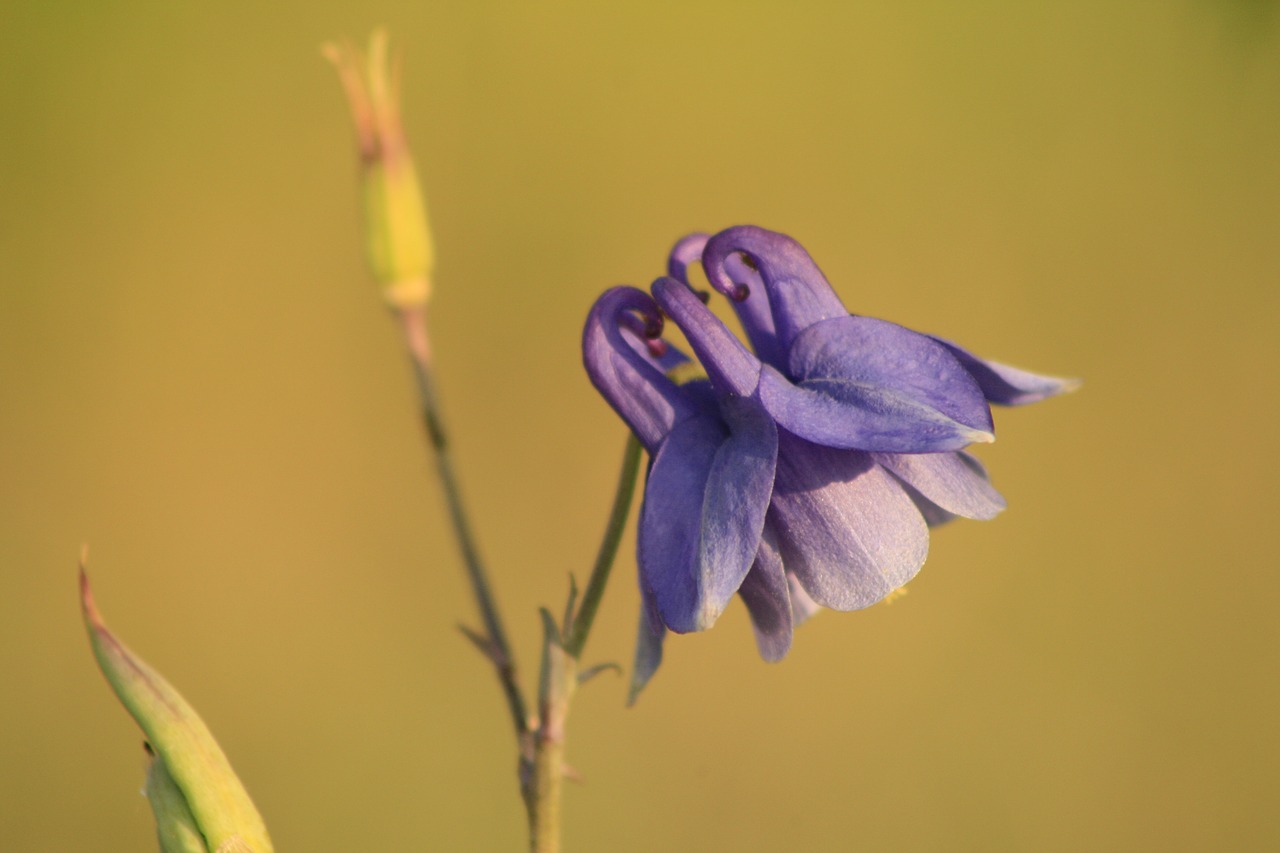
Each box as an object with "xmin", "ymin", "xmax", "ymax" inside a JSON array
[
  {"xmin": 564, "ymin": 435, "xmax": 642, "ymax": 657},
  {"xmin": 522, "ymin": 434, "xmax": 642, "ymax": 852},
  {"xmin": 398, "ymin": 307, "xmax": 529, "ymax": 740},
  {"xmin": 400, "ymin": 303, "xmax": 642, "ymax": 851}
]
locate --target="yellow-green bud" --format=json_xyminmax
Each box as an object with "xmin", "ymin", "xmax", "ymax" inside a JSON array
[
  {"xmin": 81, "ymin": 568, "xmax": 272, "ymax": 853},
  {"xmin": 324, "ymin": 29, "xmax": 434, "ymax": 309}
]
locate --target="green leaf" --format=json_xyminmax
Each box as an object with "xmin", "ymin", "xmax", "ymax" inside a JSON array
[{"xmin": 81, "ymin": 567, "xmax": 272, "ymax": 853}]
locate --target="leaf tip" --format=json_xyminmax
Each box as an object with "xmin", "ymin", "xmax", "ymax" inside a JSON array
[{"xmin": 79, "ymin": 548, "xmax": 105, "ymax": 632}]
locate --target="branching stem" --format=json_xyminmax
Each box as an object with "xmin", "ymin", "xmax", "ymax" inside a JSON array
[{"xmin": 399, "ymin": 305, "xmax": 644, "ymax": 852}]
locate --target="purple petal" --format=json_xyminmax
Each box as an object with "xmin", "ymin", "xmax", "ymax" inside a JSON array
[
  {"xmin": 719, "ymin": 252, "xmax": 785, "ymax": 369},
  {"xmin": 932, "ymin": 337, "xmax": 1082, "ymax": 406},
  {"xmin": 651, "ymin": 277, "xmax": 763, "ymax": 400},
  {"xmin": 769, "ymin": 433, "xmax": 929, "ymax": 610},
  {"xmin": 757, "ymin": 315, "xmax": 996, "ymax": 453},
  {"xmin": 666, "ymin": 232, "xmax": 784, "ymax": 367},
  {"xmin": 872, "ymin": 451, "xmax": 1006, "ymax": 520},
  {"xmin": 667, "ymin": 233, "xmax": 710, "ymax": 284},
  {"xmin": 621, "ymin": 319, "xmax": 690, "ymax": 375},
  {"xmin": 637, "ymin": 398, "xmax": 778, "ymax": 633},
  {"xmin": 736, "ymin": 523, "xmax": 793, "ymax": 663},
  {"xmin": 627, "ymin": 586, "xmax": 666, "ymax": 705},
  {"xmin": 702, "ymin": 226, "xmax": 846, "ymax": 352},
  {"xmin": 583, "ymin": 287, "xmax": 693, "ymax": 452}
]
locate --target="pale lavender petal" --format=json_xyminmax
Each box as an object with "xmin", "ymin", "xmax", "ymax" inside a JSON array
[
  {"xmin": 899, "ymin": 484, "xmax": 959, "ymax": 528},
  {"xmin": 736, "ymin": 522, "xmax": 792, "ymax": 663},
  {"xmin": 753, "ymin": 314, "xmax": 995, "ymax": 453},
  {"xmin": 769, "ymin": 433, "xmax": 929, "ymax": 611},
  {"xmin": 702, "ymin": 226, "xmax": 846, "ymax": 351},
  {"xmin": 872, "ymin": 451, "xmax": 1006, "ymax": 520},
  {"xmin": 627, "ymin": 587, "xmax": 666, "ymax": 705},
  {"xmin": 787, "ymin": 572, "xmax": 823, "ymax": 625},
  {"xmin": 932, "ymin": 337, "xmax": 1082, "ymax": 406},
  {"xmin": 637, "ymin": 398, "xmax": 778, "ymax": 633}
]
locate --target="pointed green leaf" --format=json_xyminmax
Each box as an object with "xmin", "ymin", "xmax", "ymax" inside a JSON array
[
  {"xmin": 576, "ymin": 662, "xmax": 622, "ymax": 686},
  {"xmin": 81, "ymin": 568, "xmax": 272, "ymax": 853},
  {"xmin": 561, "ymin": 574, "xmax": 579, "ymax": 639}
]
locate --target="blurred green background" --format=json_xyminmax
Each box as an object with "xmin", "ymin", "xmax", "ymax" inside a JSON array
[{"xmin": 3, "ymin": 1, "xmax": 1278, "ymax": 850}]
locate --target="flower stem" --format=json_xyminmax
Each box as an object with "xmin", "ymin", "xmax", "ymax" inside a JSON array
[
  {"xmin": 526, "ymin": 609, "xmax": 575, "ymax": 853},
  {"xmin": 400, "ymin": 304, "xmax": 643, "ymax": 851},
  {"xmin": 527, "ymin": 732, "xmax": 563, "ymax": 845},
  {"xmin": 522, "ymin": 434, "xmax": 642, "ymax": 852},
  {"xmin": 528, "ymin": 735, "xmax": 565, "ymax": 853},
  {"xmin": 397, "ymin": 306, "xmax": 530, "ymax": 741},
  {"xmin": 564, "ymin": 434, "xmax": 642, "ymax": 657}
]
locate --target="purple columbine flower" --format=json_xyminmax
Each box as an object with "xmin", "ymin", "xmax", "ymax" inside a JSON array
[{"xmin": 585, "ymin": 226, "xmax": 1077, "ymax": 700}]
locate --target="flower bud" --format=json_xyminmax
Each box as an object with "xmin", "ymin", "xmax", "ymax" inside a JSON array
[
  {"xmin": 324, "ymin": 29, "xmax": 434, "ymax": 309},
  {"xmin": 81, "ymin": 568, "xmax": 272, "ymax": 853}
]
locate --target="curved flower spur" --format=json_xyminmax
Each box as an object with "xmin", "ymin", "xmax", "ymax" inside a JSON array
[{"xmin": 584, "ymin": 226, "xmax": 1078, "ymax": 699}]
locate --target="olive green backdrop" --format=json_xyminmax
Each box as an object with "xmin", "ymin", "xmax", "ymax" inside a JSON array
[{"xmin": 2, "ymin": 1, "xmax": 1277, "ymax": 850}]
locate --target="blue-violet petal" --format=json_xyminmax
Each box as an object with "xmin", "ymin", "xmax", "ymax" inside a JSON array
[
  {"xmin": 932, "ymin": 337, "xmax": 1082, "ymax": 406},
  {"xmin": 702, "ymin": 226, "xmax": 846, "ymax": 351},
  {"xmin": 627, "ymin": 586, "xmax": 666, "ymax": 705},
  {"xmin": 583, "ymin": 286, "xmax": 692, "ymax": 451},
  {"xmin": 754, "ymin": 315, "xmax": 995, "ymax": 452},
  {"xmin": 637, "ymin": 398, "xmax": 778, "ymax": 632}
]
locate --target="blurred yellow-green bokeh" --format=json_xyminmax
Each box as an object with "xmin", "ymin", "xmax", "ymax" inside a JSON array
[{"xmin": 2, "ymin": 1, "xmax": 1278, "ymax": 850}]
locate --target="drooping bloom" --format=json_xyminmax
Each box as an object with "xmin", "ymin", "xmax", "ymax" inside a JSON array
[{"xmin": 584, "ymin": 226, "xmax": 1077, "ymax": 699}]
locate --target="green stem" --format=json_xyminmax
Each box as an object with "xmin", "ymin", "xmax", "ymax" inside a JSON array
[
  {"xmin": 564, "ymin": 435, "xmax": 642, "ymax": 657},
  {"xmin": 527, "ymin": 716, "xmax": 566, "ymax": 853},
  {"xmin": 400, "ymin": 303, "xmax": 642, "ymax": 850},
  {"xmin": 398, "ymin": 307, "xmax": 529, "ymax": 740},
  {"xmin": 523, "ymin": 435, "xmax": 642, "ymax": 852},
  {"xmin": 526, "ymin": 610, "xmax": 574, "ymax": 853}
]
